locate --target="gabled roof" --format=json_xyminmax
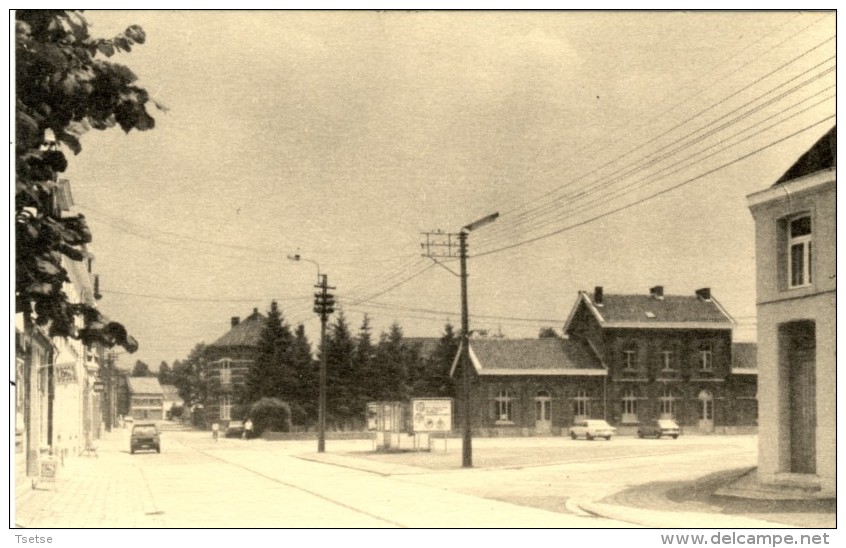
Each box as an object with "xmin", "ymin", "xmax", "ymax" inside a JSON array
[
  {"xmin": 774, "ymin": 126, "xmax": 836, "ymax": 186},
  {"xmin": 451, "ymin": 338, "xmax": 605, "ymax": 377},
  {"xmin": 564, "ymin": 290, "xmax": 734, "ymax": 332},
  {"xmin": 126, "ymin": 376, "xmax": 163, "ymax": 395},
  {"xmin": 210, "ymin": 308, "xmax": 266, "ymax": 348},
  {"xmin": 731, "ymin": 342, "xmax": 757, "ymax": 374}
]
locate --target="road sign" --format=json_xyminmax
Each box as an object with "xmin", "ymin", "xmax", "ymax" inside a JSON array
[{"xmin": 411, "ymin": 398, "xmax": 453, "ymax": 432}]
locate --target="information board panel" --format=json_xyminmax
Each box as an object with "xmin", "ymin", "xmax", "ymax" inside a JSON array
[{"xmin": 411, "ymin": 398, "xmax": 453, "ymax": 432}]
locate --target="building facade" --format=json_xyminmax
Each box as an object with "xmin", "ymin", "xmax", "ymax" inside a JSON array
[
  {"xmin": 747, "ymin": 126, "xmax": 835, "ymax": 496},
  {"xmin": 453, "ymin": 286, "xmax": 757, "ymax": 436},
  {"xmin": 202, "ymin": 308, "xmax": 266, "ymax": 428},
  {"xmin": 126, "ymin": 377, "xmax": 164, "ymax": 421}
]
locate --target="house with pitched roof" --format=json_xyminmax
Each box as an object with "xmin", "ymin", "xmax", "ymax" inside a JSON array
[
  {"xmin": 201, "ymin": 308, "xmax": 267, "ymax": 428},
  {"xmin": 126, "ymin": 377, "xmax": 164, "ymax": 421},
  {"xmin": 747, "ymin": 126, "xmax": 835, "ymax": 496},
  {"xmin": 452, "ymin": 286, "xmax": 757, "ymax": 436}
]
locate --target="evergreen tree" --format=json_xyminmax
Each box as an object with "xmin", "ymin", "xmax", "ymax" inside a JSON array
[
  {"xmin": 324, "ymin": 311, "xmax": 356, "ymax": 429},
  {"xmin": 372, "ymin": 322, "xmax": 413, "ymax": 402},
  {"xmin": 243, "ymin": 301, "xmax": 294, "ymax": 404},
  {"xmin": 353, "ymin": 315, "xmax": 378, "ymax": 410},
  {"xmin": 288, "ymin": 323, "xmax": 316, "ymax": 426},
  {"xmin": 425, "ymin": 322, "xmax": 459, "ymax": 398}
]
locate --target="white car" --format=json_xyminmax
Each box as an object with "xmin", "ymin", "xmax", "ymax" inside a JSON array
[{"xmin": 569, "ymin": 419, "xmax": 616, "ymax": 440}]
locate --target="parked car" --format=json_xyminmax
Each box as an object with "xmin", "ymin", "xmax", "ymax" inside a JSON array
[
  {"xmin": 569, "ymin": 419, "xmax": 616, "ymax": 440},
  {"xmin": 130, "ymin": 423, "xmax": 160, "ymax": 454},
  {"xmin": 637, "ymin": 419, "xmax": 681, "ymax": 439},
  {"xmin": 225, "ymin": 421, "xmax": 245, "ymax": 438}
]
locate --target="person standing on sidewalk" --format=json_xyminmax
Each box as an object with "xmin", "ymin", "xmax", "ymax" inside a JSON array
[{"xmin": 244, "ymin": 419, "xmax": 253, "ymax": 440}]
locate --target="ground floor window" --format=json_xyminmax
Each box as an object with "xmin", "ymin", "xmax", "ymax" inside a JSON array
[
  {"xmin": 622, "ymin": 388, "xmax": 638, "ymax": 423},
  {"xmin": 493, "ymin": 389, "xmax": 513, "ymax": 423},
  {"xmin": 220, "ymin": 395, "xmax": 232, "ymax": 420},
  {"xmin": 659, "ymin": 386, "xmax": 677, "ymax": 420},
  {"xmin": 573, "ymin": 389, "xmax": 591, "ymax": 422}
]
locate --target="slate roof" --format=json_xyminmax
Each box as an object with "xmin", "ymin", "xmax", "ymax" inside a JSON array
[
  {"xmin": 126, "ymin": 376, "xmax": 163, "ymax": 395},
  {"xmin": 774, "ymin": 126, "xmax": 836, "ymax": 186},
  {"xmin": 467, "ymin": 338, "xmax": 605, "ymax": 376},
  {"xmin": 210, "ymin": 308, "xmax": 267, "ymax": 348},
  {"xmin": 573, "ymin": 291, "xmax": 733, "ymax": 327},
  {"xmin": 731, "ymin": 342, "xmax": 758, "ymax": 373}
]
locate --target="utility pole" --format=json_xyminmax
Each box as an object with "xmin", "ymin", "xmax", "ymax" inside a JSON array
[
  {"xmin": 421, "ymin": 212, "xmax": 498, "ymax": 468},
  {"xmin": 313, "ymin": 274, "xmax": 335, "ymax": 453}
]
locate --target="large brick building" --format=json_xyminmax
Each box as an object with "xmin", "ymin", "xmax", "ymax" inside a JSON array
[
  {"xmin": 201, "ymin": 308, "xmax": 266, "ymax": 428},
  {"xmin": 453, "ymin": 286, "xmax": 757, "ymax": 436}
]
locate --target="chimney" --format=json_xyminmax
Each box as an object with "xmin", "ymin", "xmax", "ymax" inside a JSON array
[
  {"xmin": 231, "ymin": 316, "xmax": 240, "ymax": 328},
  {"xmin": 594, "ymin": 286, "xmax": 604, "ymax": 306},
  {"xmin": 650, "ymin": 285, "xmax": 664, "ymax": 300},
  {"xmin": 696, "ymin": 287, "xmax": 711, "ymax": 301}
]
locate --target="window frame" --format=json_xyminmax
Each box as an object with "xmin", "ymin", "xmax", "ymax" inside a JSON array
[
  {"xmin": 660, "ymin": 349, "xmax": 675, "ymax": 371},
  {"xmin": 573, "ymin": 389, "xmax": 591, "ymax": 421},
  {"xmin": 621, "ymin": 388, "xmax": 639, "ymax": 423},
  {"xmin": 493, "ymin": 389, "xmax": 514, "ymax": 424},
  {"xmin": 787, "ymin": 213, "xmax": 813, "ymax": 289},
  {"xmin": 698, "ymin": 344, "xmax": 713, "ymax": 371},
  {"xmin": 220, "ymin": 394, "xmax": 232, "ymax": 420},
  {"xmin": 219, "ymin": 358, "xmax": 232, "ymax": 385},
  {"xmin": 659, "ymin": 386, "xmax": 676, "ymax": 420},
  {"xmin": 622, "ymin": 344, "xmax": 639, "ymax": 371}
]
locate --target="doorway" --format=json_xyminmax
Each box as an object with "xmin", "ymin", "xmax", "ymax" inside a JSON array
[
  {"xmin": 784, "ymin": 321, "xmax": 816, "ymax": 474},
  {"xmin": 535, "ymin": 390, "xmax": 551, "ymax": 434}
]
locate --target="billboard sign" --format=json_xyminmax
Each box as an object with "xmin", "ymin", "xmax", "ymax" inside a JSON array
[{"xmin": 411, "ymin": 398, "xmax": 453, "ymax": 432}]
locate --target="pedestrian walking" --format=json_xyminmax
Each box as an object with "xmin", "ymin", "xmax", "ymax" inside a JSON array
[
  {"xmin": 244, "ymin": 419, "xmax": 253, "ymax": 440},
  {"xmin": 212, "ymin": 422, "xmax": 219, "ymax": 442}
]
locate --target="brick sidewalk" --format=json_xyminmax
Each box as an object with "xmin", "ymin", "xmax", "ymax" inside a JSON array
[{"xmin": 14, "ymin": 429, "xmax": 165, "ymax": 528}]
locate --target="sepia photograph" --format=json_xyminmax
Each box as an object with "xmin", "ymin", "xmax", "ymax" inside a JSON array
[{"xmin": 11, "ymin": 6, "xmax": 837, "ymax": 539}]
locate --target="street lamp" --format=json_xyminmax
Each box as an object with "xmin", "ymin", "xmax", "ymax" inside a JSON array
[
  {"xmin": 459, "ymin": 212, "xmax": 499, "ymax": 468},
  {"xmin": 288, "ymin": 254, "xmax": 333, "ymax": 453}
]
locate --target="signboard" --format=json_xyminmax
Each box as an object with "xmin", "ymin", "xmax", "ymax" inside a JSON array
[
  {"xmin": 366, "ymin": 403, "xmax": 379, "ymax": 431},
  {"xmin": 411, "ymin": 398, "xmax": 453, "ymax": 432},
  {"xmin": 55, "ymin": 362, "xmax": 77, "ymax": 384},
  {"xmin": 92, "ymin": 381, "xmax": 105, "ymax": 393},
  {"xmin": 39, "ymin": 456, "xmax": 58, "ymax": 486}
]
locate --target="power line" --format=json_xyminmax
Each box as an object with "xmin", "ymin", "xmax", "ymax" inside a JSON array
[
  {"xmin": 100, "ymin": 289, "xmax": 312, "ymax": 303},
  {"xmin": 472, "ymin": 116, "xmax": 834, "ymax": 259}
]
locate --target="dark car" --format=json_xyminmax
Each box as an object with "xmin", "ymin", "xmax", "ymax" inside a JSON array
[
  {"xmin": 637, "ymin": 419, "xmax": 681, "ymax": 439},
  {"xmin": 225, "ymin": 421, "xmax": 245, "ymax": 438},
  {"xmin": 130, "ymin": 423, "xmax": 161, "ymax": 454}
]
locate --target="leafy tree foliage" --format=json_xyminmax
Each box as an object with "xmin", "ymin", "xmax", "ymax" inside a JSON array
[
  {"xmin": 130, "ymin": 359, "xmax": 152, "ymax": 377},
  {"xmin": 157, "ymin": 361, "xmax": 173, "ymax": 385},
  {"xmin": 171, "ymin": 343, "xmax": 206, "ymax": 408},
  {"xmin": 15, "ymin": 10, "xmax": 160, "ymax": 352},
  {"xmin": 249, "ymin": 397, "xmax": 292, "ymax": 435}
]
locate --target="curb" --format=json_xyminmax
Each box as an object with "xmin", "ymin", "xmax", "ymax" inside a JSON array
[{"xmin": 575, "ymin": 500, "xmax": 794, "ymax": 529}]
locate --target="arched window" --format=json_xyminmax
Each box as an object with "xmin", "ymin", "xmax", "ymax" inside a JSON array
[
  {"xmin": 494, "ymin": 389, "xmax": 513, "ymax": 423},
  {"xmin": 219, "ymin": 358, "xmax": 232, "ymax": 385},
  {"xmin": 659, "ymin": 386, "xmax": 677, "ymax": 419},
  {"xmin": 622, "ymin": 388, "xmax": 639, "ymax": 423},
  {"xmin": 573, "ymin": 389, "xmax": 591, "ymax": 421}
]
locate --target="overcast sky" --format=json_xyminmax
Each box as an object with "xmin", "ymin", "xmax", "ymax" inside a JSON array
[{"xmin": 57, "ymin": 10, "xmax": 836, "ymax": 369}]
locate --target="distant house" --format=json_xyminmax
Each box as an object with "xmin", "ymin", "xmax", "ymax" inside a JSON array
[
  {"xmin": 202, "ymin": 308, "xmax": 266, "ymax": 428},
  {"xmin": 452, "ymin": 286, "xmax": 757, "ymax": 436},
  {"xmin": 160, "ymin": 384, "xmax": 184, "ymax": 419},
  {"xmin": 126, "ymin": 377, "xmax": 164, "ymax": 421},
  {"xmin": 747, "ymin": 126, "xmax": 835, "ymax": 496}
]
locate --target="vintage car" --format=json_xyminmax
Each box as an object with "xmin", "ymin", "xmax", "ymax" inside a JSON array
[
  {"xmin": 225, "ymin": 420, "xmax": 245, "ymax": 438},
  {"xmin": 637, "ymin": 419, "xmax": 681, "ymax": 439},
  {"xmin": 569, "ymin": 419, "xmax": 616, "ymax": 440},
  {"xmin": 130, "ymin": 423, "xmax": 160, "ymax": 454}
]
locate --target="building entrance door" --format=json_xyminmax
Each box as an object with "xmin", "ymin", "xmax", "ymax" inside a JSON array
[
  {"xmin": 698, "ymin": 390, "xmax": 714, "ymax": 432},
  {"xmin": 786, "ymin": 321, "xmax": 816, "ymax": 474},
  {"xmin": 535, "ymin": 391, "xmax": 551, "ymax": 434}
]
